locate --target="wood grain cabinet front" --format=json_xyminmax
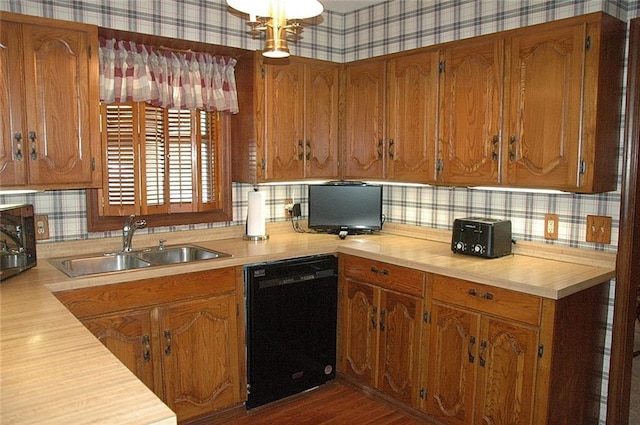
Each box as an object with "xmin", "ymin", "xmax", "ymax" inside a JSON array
[
  {"xmin": 423, "ymin": 280, "xmax": 540, "ymax": 425},
  {"xmin": 437, "ymin": 12, "xmax": 624, "ymax": 192},
  {"xmin": 231, "ymin": 53, "xmax": 339, "ymax": 183},
  {"xmin": 343, "ymin": 50, "xmax": 439, "ymax": 182},
  {"xmin": 339, "ymin": 254, "xmax": 425, "ymax": 407},
  {"xmin": 0, "ymin": 12, "xmax": 101, "ymax": 189},
  {"xmin": 55, "ymin": 267, "xmax": 243, "ymax": 423},
  {"xmin": 421, "ymin": 274, "xmax": 611, "ymax": 425}
]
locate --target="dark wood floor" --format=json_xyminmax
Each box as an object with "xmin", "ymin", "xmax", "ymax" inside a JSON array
[{"xmin": 214, "ymin": 380, "xmax": 428, "ymax": 425}]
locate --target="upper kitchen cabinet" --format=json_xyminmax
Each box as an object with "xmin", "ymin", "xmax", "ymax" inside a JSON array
[
  {"xmin": 438, "ymin": 37, "xmax": 503, "ymax": 185},
  {"xmin": 437, "ymin": 12, "xmax": 625, "ymax": 192},
  {"xmin": 343, "ymin": 60, "xmax": 386, "ymax": 179},
  {"xmin": 343, "ymin": 50, "xmax": 439, "ymax": 182},
  {"xmin": 0, "ymin": 13, "xmax": 101, "ymax": 189},
  {"xmin": 231, "ymin": 53, "xmax": 339, "ymax": 183},
  {"xmin": 505, "ymin": 13, "xmax": 625, "ymax": 192}
]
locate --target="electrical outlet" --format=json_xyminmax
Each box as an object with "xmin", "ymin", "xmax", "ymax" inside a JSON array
[
  {"xmin": 544, "ymin": 214, "xmax": 558, "ymax": 240},
  {"xmin": 35, "ymin": 214, "xmax": 50, "ymax": 240},
  {"xmin": 284, "ymin": 198, "xmax": 293, "ymax": 218},
  {"xmin": 586, "ymin": 215, "xmax": 612, "ymax": 244}
]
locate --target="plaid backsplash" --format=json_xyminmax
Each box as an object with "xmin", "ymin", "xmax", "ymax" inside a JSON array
[{"xmin": 2, "ymin": 1, "xmax": 639, "ymax": 421}]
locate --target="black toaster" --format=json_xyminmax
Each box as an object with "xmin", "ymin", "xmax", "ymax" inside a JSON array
[{"xmin": 451, "ymin": 217, "xmax": 512, "ymax": 258}]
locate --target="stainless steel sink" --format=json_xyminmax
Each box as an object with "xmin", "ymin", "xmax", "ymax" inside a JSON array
[
  {"xmin": 52, "ymin": 253, "xmax": 152, "ymax": 277},
  {"xmin": 48, "ymin": 244, "xmax": 231, "ymax": 277},
  {"xmin": 137, "ymin": 246, "xmax": 229, "ymax": 265}
]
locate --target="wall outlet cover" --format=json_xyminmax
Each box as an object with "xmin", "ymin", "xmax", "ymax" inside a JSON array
[
  {"xmin": 35, "ymin": 214, "xmax": 50, "ymax": 240},
  {"xmin": 544, "ymin": 214, "xmax": 558, "ymax": 240}
]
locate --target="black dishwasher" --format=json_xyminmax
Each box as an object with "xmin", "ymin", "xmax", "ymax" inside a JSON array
[{"xmin": 245, "ymin": 255, "xmax": 338, "ymax": 409}]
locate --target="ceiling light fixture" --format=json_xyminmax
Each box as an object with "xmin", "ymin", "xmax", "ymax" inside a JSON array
[{"xmin": 226, "ymin": 0, "xmax": 324, "ymax": 58}]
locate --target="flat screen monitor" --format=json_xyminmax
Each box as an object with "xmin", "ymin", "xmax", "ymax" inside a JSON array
[{"xmin": 308, "ymin": 182, "xmax": 383, "ymax": 235}]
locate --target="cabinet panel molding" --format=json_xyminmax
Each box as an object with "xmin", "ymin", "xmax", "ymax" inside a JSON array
[{"xmin": 0, "ymin": 12, "xmax": 101, "ymax": 189}]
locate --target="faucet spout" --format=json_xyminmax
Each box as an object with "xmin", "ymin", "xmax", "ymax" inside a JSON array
[{"xmin": 122, "ymin": 214, "xmax": 146, "ymax": 252}]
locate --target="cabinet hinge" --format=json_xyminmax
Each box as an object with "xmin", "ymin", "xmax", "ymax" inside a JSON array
[
  {"xmin": 423, "ymin": 311, "xmax": 431, "ymax": 323},
  {"xmin": 420, "ymin": 388, "xmax": 427, "ymax": 399},
  {"xmin": 585, "ymin": 36, "xmax": 591, "ymax": 52},
  {"xmin": 439, "ymin": 61, "xmax": 445, "ymax": 73},
  {"xmin": 538, "ymin": 344, "xmax": 544, "ymax": 358},
  {"xmin": 579, "ymin": 159, "xmax": 586, "ymax": 175}
]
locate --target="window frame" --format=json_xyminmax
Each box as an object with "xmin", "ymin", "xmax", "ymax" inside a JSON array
[{"xmin": 87, "ymin": 105, "xmax": 233, "ymax": 233}]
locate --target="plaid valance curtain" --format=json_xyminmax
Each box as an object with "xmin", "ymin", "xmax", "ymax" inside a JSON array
[{"xmin": 98, "ymin": 38, "xmax": 239, "ymax": 113}]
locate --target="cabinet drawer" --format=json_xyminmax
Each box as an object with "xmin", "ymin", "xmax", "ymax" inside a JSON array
[
  {"xmin": 431, "ymin": 275, "xmax": 542, "ymax": 326},
  {"xmin": 342, "ymin": 255, "xmax": 425, "ymax": 297},
  {"xmin": 55, "ymin": 267, "xmax": 237, "ymax": 318}
]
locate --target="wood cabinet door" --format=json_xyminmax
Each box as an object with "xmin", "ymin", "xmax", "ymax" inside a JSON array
[
  {"xmin": 474, "ymin": 315, "xmax": 539, "ymax": 425},
  {"xmin": 263, "ymin": 60, "xmax": 305, "ymax": 180},
  {"xmin": 158, "ymin": 294, "xmax": 241, "ymax": 422},
  {"xmin": 21, "ymin": 23, "xmax": 98, "ymax": 186},
  {"xmin": 305, "ymin": 61, "xmax": 340, "ymax": 179},
  {"xmin": 343, "ymin": 60, "xmax": 386, "ymax": 179},
  {"xmin": 424, "ymin": 302, "xmax": 480, "ymax": 425},
  {"xmin": 377, "ymin": 289, "xmax": 423, "ymax": 406},
  {"xmin": 386, "ymin": 50, "xmax": 439, "ymax": 183},
  {"xmin": 340, "ymin": 280, "xmax": 379, "ymax": 387},
  {"xmin": 82, "ymin": 309, "xmax": 157, "ymax": 393},
  {"xmin": 0, "ymin": 21, "xmax": 26, "ymax": 186},
  {"xmin": 439, "ymin": 38, "xmax": 503, "ymax": 185},
  {"xmin": 505, "ymin": 23, "xmax": 586, "ymax": 189}
]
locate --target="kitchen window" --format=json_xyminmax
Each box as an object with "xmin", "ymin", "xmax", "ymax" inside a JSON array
[{"xmin": 87, "ymin": 101, "xmax": 232, "ymax": 232}]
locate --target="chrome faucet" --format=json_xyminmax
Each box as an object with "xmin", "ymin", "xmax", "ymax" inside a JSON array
[{"xmin": 122, "ymin": 214, "xmax": 146, "ymax": 252}]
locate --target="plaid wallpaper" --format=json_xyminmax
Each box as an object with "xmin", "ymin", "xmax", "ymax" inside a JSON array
[{"xmin": 1, "ymin": 1, "xmax": 639, "ymax": 422}]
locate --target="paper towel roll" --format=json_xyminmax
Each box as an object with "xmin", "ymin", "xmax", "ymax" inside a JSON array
[{"xmin": 247, "ymin": 190, "xmax": 267, "ymax": 237}]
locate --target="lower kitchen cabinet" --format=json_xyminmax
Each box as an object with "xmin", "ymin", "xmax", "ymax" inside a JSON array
[
  {"xmin": 82, "ymin": 309, "xmax": 156, "ymax": 391},
  {"xmin": 338, "ymin": 255, "xmax": 609, "ymax": 425},
  {"xmin": 55, "ymin": 268, "xmax": 243, "ymax": 423},
  {"xmin": 421, "ymin": 274, "xmax": 609, "ymax": 425},
  {"xmin": 424, "ymin": 301, "xmax": 539, "ymax": 424},
  {"xmin": 338, "ymin": 254, "xmax": 425, "ymax": 406}
]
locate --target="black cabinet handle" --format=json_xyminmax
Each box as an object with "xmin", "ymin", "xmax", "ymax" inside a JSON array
[
  {"xmin": 14, "ymin": 132, "xmax": 23, "ymax": 161},
  {"xmin": 468, "ymin": 336, "xmax": 476, "ymax": 363},
  {"xmin": 164, "ymin": 329, "xmax": 172, "ymax": 355},
  {"xmin": 142, "ymin": 335, "xmax": 151, "ymax": 361},
  {"xmin": 29, "ymin": 131, "xmax": 37, "ymax": 160}
]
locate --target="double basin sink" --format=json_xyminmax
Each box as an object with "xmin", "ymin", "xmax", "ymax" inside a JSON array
[{"xmin": 49, "ymin": 245, "xmax": 231, "ymax": 278}]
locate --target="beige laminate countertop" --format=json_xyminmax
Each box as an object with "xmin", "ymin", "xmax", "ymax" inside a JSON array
[{"xmin": 0, "ymin": 223, "xmax": 616, "ymax": 424}]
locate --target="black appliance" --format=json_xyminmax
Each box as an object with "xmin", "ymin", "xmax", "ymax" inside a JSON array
[
  {"xmin": 0, "ymin": 204, "xmax": 37, "ymax": 281},
  {"xmin": 245, "ymin": 255, "xmax": 338, "ymax": 409},
  {"xmin": 451, "ymin": 217, "xmax": 512, "ymax": 258},
  {"xmin": 308, "ymin": 181, "xmax": 383, "ymax": 238}
]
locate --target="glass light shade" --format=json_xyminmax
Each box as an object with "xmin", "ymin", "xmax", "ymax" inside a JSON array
[
  {"xmin": 227, "ymin": 0, "xmax": 270, "ymax": 16},
  {"xmin": 226, "ymin": 0, "xmax": 323, "ymax": 19}
]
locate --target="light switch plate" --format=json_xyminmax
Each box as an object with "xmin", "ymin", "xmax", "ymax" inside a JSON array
[{"xmin": 586, "ymin": 215, "xmax": 612, "ymax": 244}]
